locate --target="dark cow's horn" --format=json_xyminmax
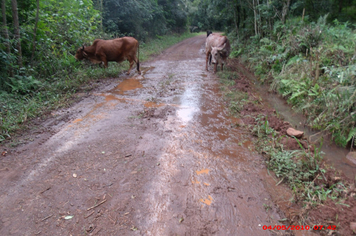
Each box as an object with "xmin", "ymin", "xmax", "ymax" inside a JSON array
[{"xmin": 81, "ymin": 45, "xmax": 85, "ymax": 50}]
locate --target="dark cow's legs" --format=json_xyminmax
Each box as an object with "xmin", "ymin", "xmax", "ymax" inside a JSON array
[
  {"xmin": 97, "ymin": 54, "xmax": 108, "ymax": 68},
  {"xmin": 206, "ymin": 52, "xmax": 211, "ymax": 71},
  {"xmin": 126, "ymin": 56, "xmax": 141, "ymax": 75},
  {"xmin": 127, "ymin": 59, "xmax": 134, "ymax": 75},
  {"xmin": 133, "ymin": 56, "xmax": 141, "ymax": 75}
]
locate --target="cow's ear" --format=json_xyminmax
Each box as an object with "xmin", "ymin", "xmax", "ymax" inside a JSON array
[{"xmin": 218, "ymin": 44, "xmax": 227, "ymax": 53}]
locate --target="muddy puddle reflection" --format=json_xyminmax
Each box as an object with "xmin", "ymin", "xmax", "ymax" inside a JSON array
[
  {"xmin": 141, "ymin": 58, "xmax": 281, "ymax": 235},
  {"xmin": 109, "ymin": 78, "xmax": 143, "ymax": 95},
  {"xmin": 176, "ymin": 83, "xmax": 200, "ymax": 123}
]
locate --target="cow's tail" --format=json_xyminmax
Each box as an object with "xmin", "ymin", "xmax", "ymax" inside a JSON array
[{"xmin": 137, "ymin": 42, "xmax": 140, "ymax": 74}]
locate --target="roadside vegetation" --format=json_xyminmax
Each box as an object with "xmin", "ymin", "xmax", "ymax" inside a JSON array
[
  {"xmin": 236, "ymin": 17, "xmax": 356, "ymax": 148},
  {"xmin": 192, "ymin": 0, "xmax": 356, "ymax": 148},
  {"xmin": 0, "ymin": 0, "xmax": 192, "ymax": 142},
  {"xmin": 219, "ymin": 65, "xmax": 356, "ymax": 235}
]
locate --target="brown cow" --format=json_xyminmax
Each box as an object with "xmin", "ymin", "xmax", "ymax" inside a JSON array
[
  {"xmin": 75, "ymin": 37, "xmax": 141, "ymax": 75},
  {"xmin": 205, "ymin": 32, "xmax": 230, "ymax": 73}
]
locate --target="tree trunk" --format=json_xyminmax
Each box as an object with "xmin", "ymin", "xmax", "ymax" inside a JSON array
[
  {"xmin": 282, "ymin": 0, "xmax": 291, "ymax": 24},
  {"xmin": 253, "ymin": 0, "xmax": 257, "ymax": 36},
  {"xmin": 233, "ymin": 1, "xmax": 239, "ymax": 36},
  {"xmin": 1, "ymin": 0, "xmax": 10, "ymax": 54},
  {"xmin": 338, "ymin": 0, "xmax": 343, "ymax": 13},
  {"xmin": 30, "ymin": 0, "xmax": 40, "ymax": 64},
  {"xmin": 11, "ymin": 0, "xmax": 22, "ymax": 68},
  {"xmin": 1, "ymin": 0, "xmax": 13, "ymax": 76},
  {"xmin": 100, "ymin": 0, "xmax": 103, "ymax": 32},
  {"xmin": 240, "ymin": 0, "xmax": 246, "ymax": 28}
]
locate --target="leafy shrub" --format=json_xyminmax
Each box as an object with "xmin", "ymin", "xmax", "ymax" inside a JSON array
[{"xmin": 238, "ymin": 15, "xmax": 356, "ymax": 147}]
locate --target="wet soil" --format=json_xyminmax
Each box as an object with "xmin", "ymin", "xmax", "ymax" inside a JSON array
[
  {"xmin": 225, "ymin": 58, "xmax": 356, "ymax": 236},
  {"xmin": 0, "ymin": 35, "xmax": 288, "ymax": 236},
  {"xmin": 230, "ymin": 61, "xmax": 356, "ymax": 180}
]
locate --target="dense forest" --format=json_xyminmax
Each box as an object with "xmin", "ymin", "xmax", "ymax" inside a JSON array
[{"xmin": 1, "ymin": 0, "xmax": 356, "ymax": 146}]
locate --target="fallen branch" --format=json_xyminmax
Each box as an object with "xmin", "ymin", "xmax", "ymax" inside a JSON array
[
  {"xmin": 87, "ymin": 199, "xmax": 107, "ymax": 211},
  {"xmin": 41, "ymin": 214, "xmax": 53, "ymax": 222},
  {"xmin": 84, "ymin": 211, "xmax": 95, "ymax": 219}
]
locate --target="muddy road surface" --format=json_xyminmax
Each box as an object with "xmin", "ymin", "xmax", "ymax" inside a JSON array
[{"xmin": 0, "ymin": 35, "xmax": 285, "ymax": 235}]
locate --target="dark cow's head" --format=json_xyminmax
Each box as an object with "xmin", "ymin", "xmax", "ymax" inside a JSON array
[
  {"xmin": 75, "ymin": 45, "xmax": 87, "ymax": 60},
  {"xmin": 207, "ymin": 31, "xmax": 212, "ymax": 37},
  {"xmin": 211, "ymin": 43, "xmax": 227, "ymax": 64}
]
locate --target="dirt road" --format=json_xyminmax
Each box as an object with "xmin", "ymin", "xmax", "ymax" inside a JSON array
[{"xmin": 0, "ymin": 35, "xmax": 284, "ymax": 235}]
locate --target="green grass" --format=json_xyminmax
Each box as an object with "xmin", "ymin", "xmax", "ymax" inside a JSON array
[
  {"xmin": 219, "ymin": 71, "xmax": 249, "ymax": 115},
  {"xmin": 0, "ymin": 32, "xmax": 199, "ymax": 142}
]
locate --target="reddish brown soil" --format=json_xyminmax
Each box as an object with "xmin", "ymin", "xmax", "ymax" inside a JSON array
[
  {"xmin": 227, "ymin": 59, "xmax": 309, "ymax": 151},
  {"xmin": 1, "ymin": 35, "xmax": 354, "ymax": 236},
  {"xmin": 226, "ymin": 58, "xmax": 356, "ymax": 236},
  {"xmin": 0, "ymin": 35, "xmax": 286, "ymax": 236}
]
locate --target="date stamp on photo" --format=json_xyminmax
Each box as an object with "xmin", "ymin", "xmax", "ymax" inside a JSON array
[{"xmin": 262, "ymin": 225, "xmax": 336, "ymax": 231}]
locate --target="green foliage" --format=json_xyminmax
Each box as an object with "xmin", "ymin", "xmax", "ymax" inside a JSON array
[
  {"xmin": 102, "ymin": 0, "xmax": 187, "ymax": 39},
  {"xmin": 240, "ymin": 14, "xmax": 356, "ymax": 147},
  {"xmin": 250, "ymin": 116, "xmax": 345, "ymax": 206}
]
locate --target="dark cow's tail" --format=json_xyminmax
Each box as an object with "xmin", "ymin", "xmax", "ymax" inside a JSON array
[{"xmin": 137, "ymin": 42, "xmax": 141, "ymax": 74}]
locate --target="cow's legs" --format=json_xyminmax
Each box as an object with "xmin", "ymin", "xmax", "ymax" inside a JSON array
[
  {"xmin": 98, "ymin": 55, "xmax": 108, "ymax": 68},
  {"xmin": 221, "ymin": 63, "xmax": 224, "ymax": 71},
  {"xmin": 214, "ymin": 63, "xmax": 217, "ymax": 73},
  {"xmin": 206, "ymin": 52, "xmax": 210, "ymax": 71},
  {"xmin": 126, "ymin": 60, "xmax": 134, "ymax": 75},
  {"xmin": 133, "ymin": 56, "xmax": 141, "ymax": 75}
]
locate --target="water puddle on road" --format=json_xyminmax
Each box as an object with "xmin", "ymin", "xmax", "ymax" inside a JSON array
[
  {"xmin": 135, "ymin": 41, "xmax": 283, "ymax": 235},
  {"xmin": 196, "ymin": 169, "xmax": 209, "ymax": 175},
  {"xmin": 176, "ymin": 84, "xmax": 200, "ymax": 123},
  {"xmin": 144, "ymin": 72, "xmax": 282, "ymax": 235},
  {"xmin": 109, "ymin": 78, "xmax": 143, "ymax": 95},
  {"xmin": 144, "ymin": 101, "xmax": 164, "ymax": 108},
  {"xmin": 200, "ymin": 195, "xmax": 213, "ymax": 206}
]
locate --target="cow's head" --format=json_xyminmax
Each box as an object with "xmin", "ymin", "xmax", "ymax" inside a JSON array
[
  {"xmin": 75, "ymin": 45, "xmax": 87, "ymax": 60},
  {"xmin": 211, "ymin": 43, "xmax": 227, "ymax": 64}
]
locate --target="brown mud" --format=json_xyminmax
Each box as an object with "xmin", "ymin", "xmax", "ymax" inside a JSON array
[{"xmin": 0, "ymin": 35, "xmax": 351, "ymax": 236}]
